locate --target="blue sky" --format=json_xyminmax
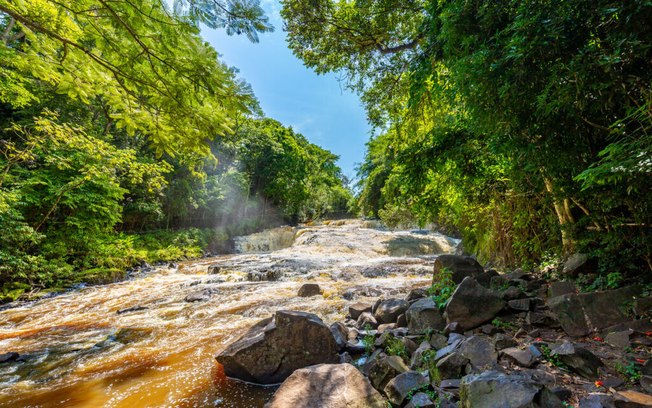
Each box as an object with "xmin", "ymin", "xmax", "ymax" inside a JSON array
[{"xmin": 201, "ymin": 1, "xmax": 370, "ymax": 180}]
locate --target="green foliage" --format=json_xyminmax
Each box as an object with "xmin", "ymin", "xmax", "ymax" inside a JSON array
[
  {"xmin": 362, "ymin": 326, "xmax": 375, "ymax": 356},
  {"xmin": 615, "ymin": 360, "xmax": 642, "ymax": 383},
  {"xmin": 419, "ymin": 349, "xmax": 441, "ymax": 386},
  {"xmin": 384, "ymin": 336, "xmax": 408, "ymax": 360},
  {"xmin": 427, "ymin": 267, "xmax": 455, "ymax": 309},
  {"xmin": 539, "ymin": 345, "xmax": 568, "ymax": 371},
  {"xmin": 491, "ymin": 318, "xmax": 516, "ymax": 331},
  {"xmin": 575, "ymin": 272, "xmax": 624, "ymax": 293}
]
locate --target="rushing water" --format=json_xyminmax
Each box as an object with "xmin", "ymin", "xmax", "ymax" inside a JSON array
[{"xmin": 0, "ymin": 220, "xmax": 458, "ymax": 408}]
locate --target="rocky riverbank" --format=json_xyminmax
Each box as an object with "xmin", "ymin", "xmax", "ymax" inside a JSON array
[{"xmin": 215, "ymin": 255, "xmax": 652, "ymax": 407}]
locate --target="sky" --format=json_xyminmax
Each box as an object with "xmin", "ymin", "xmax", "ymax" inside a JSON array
[{"xmin": 200, "ymin": 1, "xmax": 371, "ymax": 180}]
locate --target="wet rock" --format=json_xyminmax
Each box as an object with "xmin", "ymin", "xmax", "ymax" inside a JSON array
[
  {"xmin": 613, "ymin": 390, "xmax": 652, "ymax": 407},
  {"xmin": 445, "ymin": 277, "xmax": 505, "ymax": 331},
  {"xmin": 436, "ymin": 352, "xmax": 469, "ymax": 379},
  {"xmin": 247, "ymin": 270, "xmax": 282, "ymax": 281},
  {"xmin": 207, "ymin": 264, "xmax": 222, "ymax": 274},
  {"xmin": 116, "ymin": 305, "xmax": 149, "ymax": 314},
  {"xmin": 0, "ymin": 352, "xmax": 19, "ymax": 363},
  {"xmin": 216, "ymin": 310, "xmax": 339, "ymax": 384},
  {"xmin": 349, "ymin": 302, "xmax": 372, "ymax": 320},
  {"xmin": 265, "ymin": 363, "xmax": 386, "ymax": 408},
  {"xmin": 459, "ymin": 369, "xmax": 554, "ymax": 408},
  {"xmin": 500, "ymin": 347, "xmax": 537, "ymax": 368},
  {"xmin": 357, "ymin": 312, "xmax": 379, "ymax": 329},
  {"xmin": 406, "ymin": 288, "xmax": 427, "ymax": 302},
  {"xmin": 550, "ymin": 341, "xmax": 603, "ymax": 379},
  {"xmin": 330, "ymin": 322, "xmax": 349, "ymax": 352},
  {"xmin": 405, "ymin": 393, "xmax": 436, "ymax": 408},
  {"xmin": 383, "ymin": 371, "xmax": 429, "ymax": 406},
  {"xmin": 604, "ymin": 330, "xmax": 631, "ymax": 349},
  {"xmin": 547, "ymin": 286, "xmax": 641, "ymax": 337},
  {"xmin": 563, "ymin": 253, "xmax": 596, "ymax": 277},
  {"xmin": 458, "ymin": 336, "xmax": 497, "ymax": 371},
  {"xmin": 367, "ymin": 355, "xmax": 409, "ymax": 391},
  {"xmin": 184, "ymin": 289, "xmax": 217, "ymax": 302},
  {"xmin": 434, "ymin": 255, "xmax": 484, "ymax": 284},
  {"xmin": 548, "ymin": 281, "xmax": 577, "ymax": 298},
  {"xmin": 374, "ymin": 298, "xmax": 410, "ymax": 324},
  {"xmin": 579, "ymin": 393, "xmax": 616, "ymax": 408},
  {"xmin": 406, "ymin": 298, "xmax": 446, "ymax": 334},
  {"xmin": 297, "ymin": 283, "xmax": 322, "ymax": 297}
]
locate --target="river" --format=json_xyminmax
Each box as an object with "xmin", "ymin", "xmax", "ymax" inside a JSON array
[{"xmin": 0, "ymin": 220, "xmax": 458, "ymax": 407}]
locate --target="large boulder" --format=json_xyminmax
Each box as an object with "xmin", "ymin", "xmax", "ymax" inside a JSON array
[
  {"xmin": 562, "ymin": 253, "xmax": 596, "ymax": 277},
  {"xmin": 459, "ymin": 370, "xmax": 555, "ymax": 408},
  {"xmin": 374, "ymin": 298, "xmax": 410, "ymax": 324},
  {"xmin": 216, "ymin": 310, "xmax": 339, "ymax": 384},
  {"xmin": 264, "ymin": 363, "xmax": 387, "ymax": 408},
  {"xmin": 366, "ymin": 355, "xmax": 410, "ymax": 391},
  {"xmin": 445, "ymin": 277, "xmax": 505, "ymax": 330},
  {"xmin": 384, "ymin": 371, "xmax": 430, "ymax": 406},
  {"xmin": 297, "ymin": 283, "xmax": 322, "ymax": 297},
  {"xmin": 406, "ymin": 298, "xmax": 446, "ymax": 334},
  {"xmin": 434, "ymin": 255, "xmax": 484, "ymax": 284},
  {"xmin": 547, "ymin": 286, "xmax": 641, "ymax": 337}
]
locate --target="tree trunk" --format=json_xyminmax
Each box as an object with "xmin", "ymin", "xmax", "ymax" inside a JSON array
[{"xmin": 543, "ymin": 177, "xmax": 575, "ymax": 254}]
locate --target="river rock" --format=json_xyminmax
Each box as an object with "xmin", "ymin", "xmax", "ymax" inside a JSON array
[
  {"xmin": 547, "ymin": 286, "xmax": 641, "ymax": 337},
  {"xmin": 579, "ymin": 393, "xmax": 616, "ymax": 408},
  {"xmin": 383, "ymin": 371, "xmax": 429, "ymax": 406},
  {"xmin": 297, "ymin": 283, "xmax": 321, "ymax": 297},
  {"xmin": 216, "ymin": 310, "xmax": 339, "ymax": 384},
  {"xmin": 374, "ymin": 298, "xmax": 409, "ymax": 324},
  {"xmin": 434, "ymin": 255, "xmax": 484, "ymax": 284},
  {"xmin": 0, "ymin": 352, "xmax": 19, "ymax": 363},
  {"xmin": 349, "ymin": 302, "xmax": 372, "ymax": 320},
  {"xmin": 406, "ymin": 288, "xmax": 427, "ymax": 302},
  {"xmin": 406, "ymin": 297, "xmax": 446, "ymax": 334},
  {"xmin": 264, "ymin": 363, "xmax": 386, "ymax": 408},
  {"xmin": 459, "ymin": 369, "xmax": 554, "ymax": 408},
  {"xmin": 550, "ymin": 341, "xmax": 603, "ymax": 379},
  {"xmin": 330, "ymin": 322, "xmax": 349, "ymax": 352},
  {"xmin": 445, "ymin": 277, "xmax": 505, "ymax": 330},
  {"xmin": 493, "ymin": 333, "xmax": 518, "ymax": 350},
  {"xmin": 184, "ymin": 289, "xmax": 217, "ymax": 302}
]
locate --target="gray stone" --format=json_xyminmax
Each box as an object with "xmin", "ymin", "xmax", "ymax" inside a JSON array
[
  {"xmin": 366, "ymin": 355, "xmax": 410, "ymax": 391},
  {"xmin": 444, "ymin": 321, "xmax": 464, "ymax": 335},
  {"xmin": 434, "ymin": 254, "xmax": 484, "ymax": 284},
  {"xmin": 264, "ymin": 363, "xmax": 386, "ymax": 408},
  {"xmin": 641, "ymin": 376, "xmax": 652, "ymax": 394},
  {"xmin": 459, "ymin": 370, "xmax": 554, "ymax": 408},
  {"xmin": 406, "ymin": 288, "xmax": 427, "ymax": 302},
  {"xmin": 384, "ymin": 371, "xmax": 429, "ymax": 406},
  {"xmin": 349, "ymin": 302, "xmax": 372, "ymax": 320},
  {"xmin": 374, "ymin": 298, "xmax": 410, "ymax": 324},
  {"xmin": 445, "ymin": 277, "xmax": 505, "ymax": 330},
  {"xmin": 548, "ymin": 281, "xmax": 577, "ymax": 298},
  {"xmin": 563, "ymin": 253, "xmax": 596, "ymax": 277},
  {"xmin": 613, "ymin": 390, "xmax": 652, "ymax": 407},
  {"xmin": 500, "ymin": 347, "xmax": 537, "ymax": 368},
  {"xmin": 330, "ymin": 322, "xmax": 349, "ymax": 352},
  {"xmin": 0, "ymin": 352, "xmax": 19, "ymax": 363},
  {"xmin": 604, "ymin": 330, "xmax": 631, "ymax": 349},
  {"xmin": 410, "ymin": 341, "xmax": 432, "ymax": 369},
  {"xmin": 184, "ymin": 289, "xmax": 216, "ymax": 302},
  {"xmin": 492, "ymin": 333, "xmax": 518, "ymax": 350},
  {"xmin": 547, "ymin": 286, "xmax": 641, "ymax": 337},
  {"xmin": 216, "ymin": 311, "xmax": 339, "ymax": 384},
  {"xmin": 406, "ymin": 298, "xmax": 446, "ymax": 334},
  {"xmin": 297, "ymin": 283, "xmax": 322, "ymax": 297},
  {"xmin": 459, "ymin": 336, "xmax": 497, "ymax": 371},
  {"xmin": 508, "ymin": 298, "xmax": 532, "ymax": 312},
  {"xmin": 357, "ymin": 312, "xmax": 379, "ymax": 329},
  {"xmin": 396, "ymin": 313, "xmax": 408, "ymax": 328},
  {"xmin": 633, "ymin": 297, "xmax": 652, "ymax": 317},
  {"xmin": 550, "ymin": 341, "xmax": 603, "ymax": 379},
  {"xmin": 502, "ymin": 286, "xmax": 525, "ymax": 300},
  {"xmin": 579, "ymin": 393, "xmax": 616, "ymax": 408},
  {"xmin": 436, "ymin": 352, "xmax": 469, "ymax": 379},
  {"xmin": 377, "ymin": 323, "xmax": 396, "ymax": 334},
  {"xmin": 429, "ymin": 333, "xmax": 448, "ymax": 350},
  {"xmin": 405, "ymin": 392, "xmax": 436, "ymax": 408}
]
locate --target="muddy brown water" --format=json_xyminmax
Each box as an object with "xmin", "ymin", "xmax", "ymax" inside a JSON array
[{"xmin": 0, "ymin": 220, "xmax": 458, "ymax": 407}]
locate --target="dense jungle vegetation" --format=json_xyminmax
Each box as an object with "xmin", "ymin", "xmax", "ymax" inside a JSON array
[
  {"xmin": 282, "ymin": 0, "xmax": 651, "ymax": 277},
  {"xmin": 0, "ymin": 0, "xmax": 350, "ymax": 300}
]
